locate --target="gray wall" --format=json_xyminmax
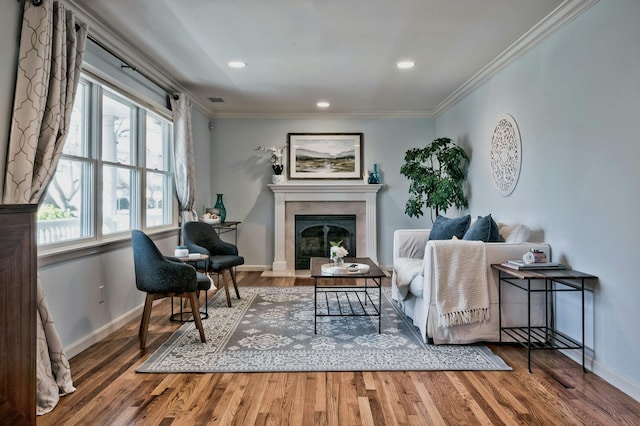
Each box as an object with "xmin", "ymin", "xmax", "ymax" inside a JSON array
[
  {"xmin": 436, "ymin": 0, "xmax": 640, "ymax": 400},
  {"xmin": 206, "ymin": 117, "xmax": 435, "ymax": 268}
]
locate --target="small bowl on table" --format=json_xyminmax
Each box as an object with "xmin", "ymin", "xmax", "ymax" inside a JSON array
[{"xmin": 200, "ymin": 217, "xmax": 219, "ymax": 225}]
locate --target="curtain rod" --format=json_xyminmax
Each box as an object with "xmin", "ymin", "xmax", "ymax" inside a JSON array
[
  {"xmin": 17, "ymin": 0, "xmax": 43, "ymax": 5},
  {"xmin": 16, "ymin": 1, "xmax": 178, "ymax": 100},
  {"xmin": 87, "ymin": 33, "xmax": 178, "ymax": 100}
]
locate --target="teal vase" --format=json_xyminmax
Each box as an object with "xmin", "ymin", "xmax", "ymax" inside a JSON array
[
  {"xmin": 214, "ymin": 194, "xmax": 226, "ymax": 223},
  {"xmin": 368, "ymin": 163, "xmax": 380, "ymax": 184}
]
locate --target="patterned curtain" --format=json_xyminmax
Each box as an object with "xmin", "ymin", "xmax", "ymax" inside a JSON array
[
  {"xmin": 3, "ymin": 0, "xmax": 87, "ymax": 415},
  {"xmin": 170, "ymin": 93, "xmax": 199, "ymax": 224}
]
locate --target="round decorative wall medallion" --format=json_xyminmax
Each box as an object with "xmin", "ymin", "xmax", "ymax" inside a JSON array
[{"xmin": 490, "ymin": 114, "xmax": 521, "ymax": 196}]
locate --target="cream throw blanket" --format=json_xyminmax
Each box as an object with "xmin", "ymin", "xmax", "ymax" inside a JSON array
[{"xmin": 431, "ymin": 240, "xmax": 489, "ymax": 328}]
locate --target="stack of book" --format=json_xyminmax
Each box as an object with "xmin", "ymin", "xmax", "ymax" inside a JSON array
[{"xmin": 501, "ymin": 260, "xmax": 567, "ymax": 270}]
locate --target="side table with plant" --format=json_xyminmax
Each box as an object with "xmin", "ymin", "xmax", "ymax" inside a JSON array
[{"xmin": 400, "ymin": 137, "xmax": 469, "ymax": 221}]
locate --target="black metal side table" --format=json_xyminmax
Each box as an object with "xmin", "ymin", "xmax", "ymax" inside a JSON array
[
  {"xmin": 211, "ymin": 221, "xmax": 241, "ymax": 246},
  {"xmin": 492, "ymin": 264, "xmax": 597, "ymax": 373},
  {"xmin": 171, "ymin": 253, "xmax": 210, "ymax": 323}
]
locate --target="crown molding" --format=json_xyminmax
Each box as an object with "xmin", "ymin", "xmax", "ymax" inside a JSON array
[
  {"xmin": 65, "ymin": 0, "xmax": 598, "ymax": 120},
  {"xmin": 431, "ymin": 0, "xmax": 599, "ymax": 117},
  {"xmin": 209, "ymin": 110, "xmax": 435, "ymax": 119}
]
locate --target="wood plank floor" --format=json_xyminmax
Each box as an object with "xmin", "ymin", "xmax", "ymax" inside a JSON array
[{"xmin": 38, "ymin": 272, "xmax": 640, "ymax": 425}]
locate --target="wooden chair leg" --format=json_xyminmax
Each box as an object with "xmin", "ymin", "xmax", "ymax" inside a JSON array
[
  {"xmin": 139, "ymin": 293, "xmax": 155, "ymax": 349},
  {"xmin": 220, "ymin": 271, "xmax": 232, "ymax": 307},
  {"xmin": 230, "ymin": 268, "xmax": 240, "ymax": 299},
  {"xmin": 187, "ymin": 292, "xmax": 206, "ymax": 343}
]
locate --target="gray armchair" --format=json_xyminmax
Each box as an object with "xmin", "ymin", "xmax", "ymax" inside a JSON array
[
  {"xmin": 131, "ymin": 230, "xmax": 206, "ymax": 349},
  {"xmin": 182, "ymin": 221, "xmax": 245, "ymax": 307}
]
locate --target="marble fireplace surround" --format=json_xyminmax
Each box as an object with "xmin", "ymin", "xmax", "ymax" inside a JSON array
[{"xmin": 268, "ymin": 183, "xmax": 382, "ymax": 273}]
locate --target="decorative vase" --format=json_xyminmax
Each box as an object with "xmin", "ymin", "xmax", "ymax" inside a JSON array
[
  {"xmin": 272, "ymin": 174, "xmax": 285, "ymax": 184},
  {"xmin": 368, "ymin": 163, "xmax": 380, "ymax": 184},
  {"xmin": 214, "ymin": 193, "xmax": 226, "ymax": 223},
  {"xmin": 333, "ymin": 257, "xmax": 344, "ymax": 269}
]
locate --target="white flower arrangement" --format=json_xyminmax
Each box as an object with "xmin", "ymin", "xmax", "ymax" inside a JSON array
[
  {"xmin": 256, "ymin": 145, "xmax": 285, "ymax": 175},
  {"xmin": 329, "ymin": 241, "xmax": 348, "ymax": 260}
]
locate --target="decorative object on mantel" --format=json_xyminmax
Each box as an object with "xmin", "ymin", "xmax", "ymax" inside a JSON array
[
  {"xmin": 490, "ymin": 114, "xmax": 522, "ymax": 196},
  {"xmin": 287, "ymin": 133, "xmax": 363, "ymax": 179},
  {"xmin": 213, "ymin": 194, "xmax": 226, "ymax": 223},
  {"xmin": 256, "ymin": 145, "xmax": 286, "ymax": 184},
  {"xmin": 367, "ymin": 163, "xmax": 381, "ymax": 184},
  {"xmin": 400, "ymin": 137, "xmax": 469, "ymax": 221}
]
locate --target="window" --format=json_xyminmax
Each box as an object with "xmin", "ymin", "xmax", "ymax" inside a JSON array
[{"xmin": 37, "ymin": 75, "xmax": 174, "ymax": 246}]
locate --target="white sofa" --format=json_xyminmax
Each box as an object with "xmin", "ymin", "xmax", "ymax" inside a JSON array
[{"xmin": 391, "ymin": 224, "xmax": 551, "ymax": 344}]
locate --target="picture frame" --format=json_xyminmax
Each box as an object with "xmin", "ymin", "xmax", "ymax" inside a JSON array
[{"xmin": 287, "ymin": 133, "xmax": 363, "ymax": 179}]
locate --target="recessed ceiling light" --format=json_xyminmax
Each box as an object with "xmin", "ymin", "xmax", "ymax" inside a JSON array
[
  {"xmin": 317, "ymin": 101, "xmax": 330, "ymax": 108},
  {"xmin": 397, "ymin": 60, "xmax": 415, "ymax": 69},
  {"xmin": 228, "ymin": 61, "xmax": 247, "ymax": 68}
]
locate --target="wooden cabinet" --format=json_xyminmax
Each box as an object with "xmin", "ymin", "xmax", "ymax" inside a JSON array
[{"xmin": 0, "ymin": 204, "xmax": 37, "ymax": 425}]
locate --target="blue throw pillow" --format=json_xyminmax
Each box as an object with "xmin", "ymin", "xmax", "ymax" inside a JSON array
[
  {"xmin": 429, "ymin": 215, "xmax": 471, "ymax": 240},
  {"xmin": 463, "ymin": 214, "xmax": 500, "ymax": 242}
]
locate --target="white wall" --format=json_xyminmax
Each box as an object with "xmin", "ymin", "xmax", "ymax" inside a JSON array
[
  {"xmin": 436, "ymin": 0, "xmax": 640, "ymax": 400},
  {"xmin": 207, "ymin": 117, "xmax": 435, "ymax": 268}
]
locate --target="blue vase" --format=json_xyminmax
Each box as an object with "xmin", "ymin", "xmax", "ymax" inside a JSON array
[
  {"xmin": 368, "ymin": 163, "xmax": 380, "ymax": 184},
  {"xmin": 214, "ymin": 193, "xmax": 226, "ymax": 223}
]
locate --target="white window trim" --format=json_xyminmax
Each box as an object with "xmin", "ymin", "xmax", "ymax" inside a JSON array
[{"xmin": 37, "ymin": 69, "xmax": 179, "ymax": 261}]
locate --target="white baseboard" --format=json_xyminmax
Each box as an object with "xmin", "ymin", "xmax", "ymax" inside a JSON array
[
  {"xmin": 236, "ymin": 264, "xmax": 270, "ymax": 272},
  {"xmin": 561, "ymin": 349, "xmax": 640, "ymax": 402},
  {"xmin": 65, "ymin": 305, "xmax": 142, "ymax": 358}
]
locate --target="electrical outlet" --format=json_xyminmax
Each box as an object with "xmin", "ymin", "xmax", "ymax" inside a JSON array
[{"xmin": 98, "ymin": 285, "xmax": 105, "ymax": 304}]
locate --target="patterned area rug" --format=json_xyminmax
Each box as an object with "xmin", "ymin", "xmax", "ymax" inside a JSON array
[{"xmin": 137, "ymin": 286, "xmax": 511, "ymax": 373}]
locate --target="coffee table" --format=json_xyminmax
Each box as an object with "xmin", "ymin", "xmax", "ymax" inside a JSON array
[{"xmin": 310, "ymin": 257, "xmax": 386, "ymax": 334}]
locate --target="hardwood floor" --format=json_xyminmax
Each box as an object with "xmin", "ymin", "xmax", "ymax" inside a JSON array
[{"xmin": 38, "ymin": 272, "xmax": 640, "ymax": 425}]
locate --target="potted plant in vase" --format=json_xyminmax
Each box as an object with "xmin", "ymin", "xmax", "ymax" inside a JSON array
[
  {"xmin": 400, "ymin": 137, "xmax": 469, "ymax": 221},
  {"xmin": 257, "ymin": 145, "xmax": 286, "ymax": 184}
]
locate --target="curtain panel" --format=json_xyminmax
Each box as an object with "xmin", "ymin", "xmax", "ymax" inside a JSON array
[
  {"xmin": 171, "ymin": 93, "xmax": 199, "ymax": 224},
  {"xmin": 3, "ymin": 0, "xmax": 87, "ymax": 416}
]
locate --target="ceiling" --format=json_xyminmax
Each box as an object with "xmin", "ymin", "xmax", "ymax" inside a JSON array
[{"xmin": 69, "ymin": 0, "xmax": 574, "ymax": 117}]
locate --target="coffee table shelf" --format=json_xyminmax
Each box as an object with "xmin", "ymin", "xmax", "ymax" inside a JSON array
[
  {"xmin": 315, "ymin": 289, "xmax": 380, "ymax": 316},
  {"xmin": 310, "ymin": 257, "xmax": 385, "ymax": 333}
]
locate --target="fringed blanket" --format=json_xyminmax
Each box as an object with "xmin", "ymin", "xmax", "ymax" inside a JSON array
[{"xmin": 431, "ymin": 240, "xmax": 489, "ymax": 328}]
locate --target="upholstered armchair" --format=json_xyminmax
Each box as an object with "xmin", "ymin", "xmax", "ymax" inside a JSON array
[
  {"xmin": 131, "ymin": 230, "xmax": 206, "ymax": 349},
  {"xmin": 182, "ymin": 221, "xmax": 245, "ymax": 307}
]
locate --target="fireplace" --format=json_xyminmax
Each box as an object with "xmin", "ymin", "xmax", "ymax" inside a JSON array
[
  {"xmin": 269, "ymin": 183, "xmax": 382, "ymax": 273},
  {"xmin": 295, "ymin": 214, "xmax": 356, "ymax": 269}
]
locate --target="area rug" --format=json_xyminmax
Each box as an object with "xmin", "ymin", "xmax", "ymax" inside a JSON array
[{"xmin": 136, "ymin": 286, "xmax": 511, "ymax": 373}]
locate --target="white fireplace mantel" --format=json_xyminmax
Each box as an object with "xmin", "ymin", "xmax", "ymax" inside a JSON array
[{"xmin": 269, "ymin": 183, "xmax": 382, "ymax": 272}]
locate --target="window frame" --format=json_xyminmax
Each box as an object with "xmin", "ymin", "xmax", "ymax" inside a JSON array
[{"xmin": 38, "ymin": 71, "xmax": 178, "ymax": 264}]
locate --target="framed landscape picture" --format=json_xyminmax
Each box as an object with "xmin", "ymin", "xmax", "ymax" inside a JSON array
[{"xmin": 287, "ymin": 133, "xmax": 363, "ymax": 179}]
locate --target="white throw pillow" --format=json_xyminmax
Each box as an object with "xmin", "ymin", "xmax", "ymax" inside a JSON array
[{"xmin": 498, "ymin": 224, "xmax": 531, "ymax": 243}]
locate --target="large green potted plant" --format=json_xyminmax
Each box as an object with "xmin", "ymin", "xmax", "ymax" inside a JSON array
[{"xmin": 400, "ymin": 137, "xmax": 469, "ymax": 221}]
